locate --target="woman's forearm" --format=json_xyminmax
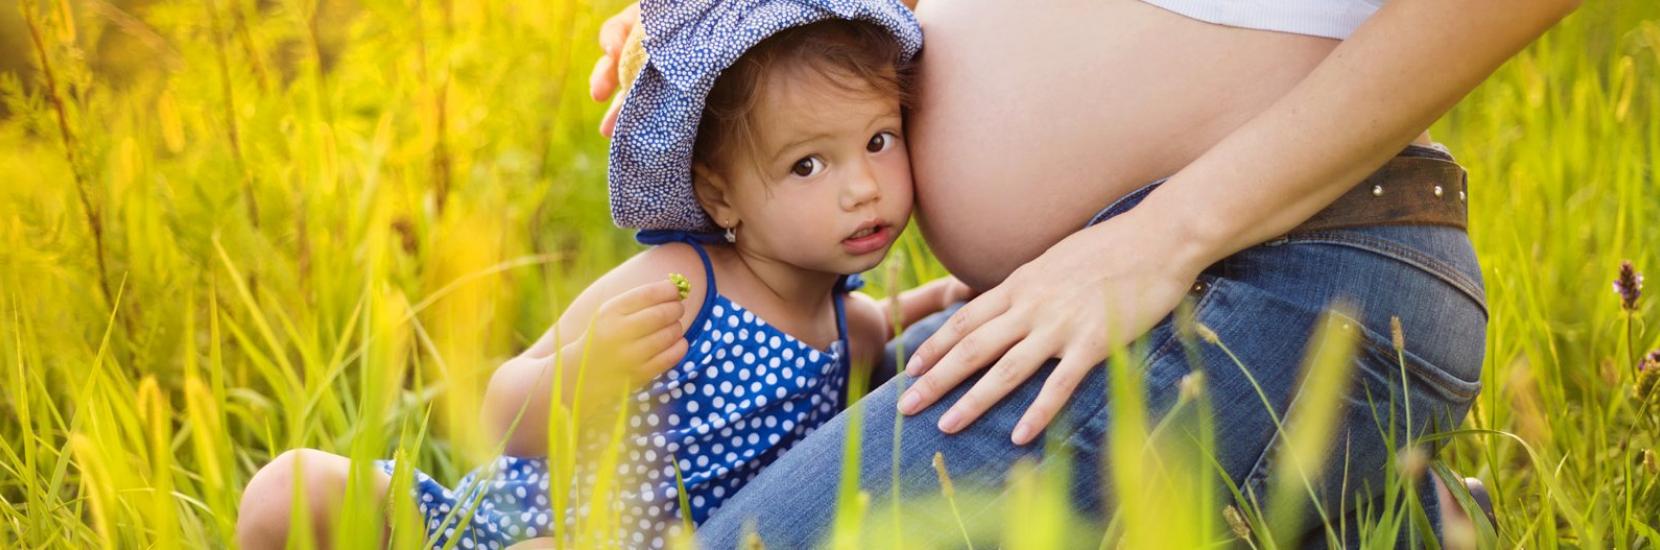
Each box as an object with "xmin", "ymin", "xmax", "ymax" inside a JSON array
[{"xmin": 1135, "ymin": 0, "xmax": 1578, "ymax": 272}]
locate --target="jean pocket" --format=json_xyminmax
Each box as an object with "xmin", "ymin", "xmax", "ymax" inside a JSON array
[{"xmin": 1336, "ymin": 310, "xmax": 1482, "ymax": 409}]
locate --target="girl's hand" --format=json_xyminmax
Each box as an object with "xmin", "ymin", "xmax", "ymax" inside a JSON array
[
  {"xmin": 581, "ymin": 279, "xmax": 689, "ymax": 387},
  {"xmin": 490, "ymin": 279, "xmax": 688, "ymax": 456},
  {"xmin": 932, "ymin": 276, "xmax": 977, "ymax": 310},
  {"xmin": 896, "ymin": 208, "xmax": 1206, "ymax": 445},
  {"xmin": 589, "ymin": 3, "xmax": 640, "ymax": 137},
  {"xmin": 874, "ymin": 275, "xmax": 977, "ymax": 343}
]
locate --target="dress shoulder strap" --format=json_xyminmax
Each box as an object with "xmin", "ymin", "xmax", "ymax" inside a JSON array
[
  {"xmin": 829, "ymin": 273, "xmax": 863, "ymax": 389},
  {"xmin": 638, "ymin": 230, "xmax": 721, "ymax": 340}
]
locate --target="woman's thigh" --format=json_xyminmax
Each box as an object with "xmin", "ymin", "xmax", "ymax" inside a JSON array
[{"xmin": 697, "ymin": 225, "xmax": 1486, "ymax": 548}]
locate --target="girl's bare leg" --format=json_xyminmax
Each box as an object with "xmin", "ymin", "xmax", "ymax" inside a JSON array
[{"xmin": 236, "ymin": 449, "xmax": 391, "ymax": 550}]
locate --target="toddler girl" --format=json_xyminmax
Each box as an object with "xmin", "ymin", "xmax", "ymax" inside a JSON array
[{"xmin": 236, "ymin": 0, "xmax": 965, "ymax": 548}]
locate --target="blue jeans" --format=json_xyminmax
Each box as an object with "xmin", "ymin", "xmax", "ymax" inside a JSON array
[{"xmin": 698, "ymin": 152, "xmax": 1487, "ymax": 548}]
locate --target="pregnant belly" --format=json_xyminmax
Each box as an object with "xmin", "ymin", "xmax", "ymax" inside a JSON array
[{"xmin": 908, "ymin": 0, "xmax": 1340, "ymax": 290}]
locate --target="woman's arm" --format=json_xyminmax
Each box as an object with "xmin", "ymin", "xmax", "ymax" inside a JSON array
[
  {"xmin": 898, "ymin": 0, "xmax": 1580, "ymax": 445},
  {"xmin": 1147, "ymin": 0, "xmax": 1580, "ymax": 266}
]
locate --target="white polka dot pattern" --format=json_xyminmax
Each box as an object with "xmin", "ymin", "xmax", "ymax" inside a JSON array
[{"xmin": 377, "ymin": 291, "xmax": 851, "ymax": 548}]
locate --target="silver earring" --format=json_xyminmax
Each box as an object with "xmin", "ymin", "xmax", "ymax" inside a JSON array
[{"xmin": 724, "ymin": 226, "xmax": 737, "ymax": 243}]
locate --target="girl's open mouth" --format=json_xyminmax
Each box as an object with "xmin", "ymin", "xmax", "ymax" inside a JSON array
[{"xmin": 842, "ymin": 223, "xmax": 892, "ymax": 255}]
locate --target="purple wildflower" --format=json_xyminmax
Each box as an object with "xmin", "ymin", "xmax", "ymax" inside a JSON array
[{"xmin": 1615, "ymin": 260, "xmax": 1643, "ymax": 312}]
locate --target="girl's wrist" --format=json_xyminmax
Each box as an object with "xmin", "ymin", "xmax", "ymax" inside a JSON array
[{"xmin": 925, "ymin": 279, "xmax": 953, "ymax": 311}]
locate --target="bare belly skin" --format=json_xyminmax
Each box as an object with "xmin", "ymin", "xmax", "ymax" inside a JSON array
[{"xmin": 908, "ymin": 0, "xmax": 1343, "ymax": 290}]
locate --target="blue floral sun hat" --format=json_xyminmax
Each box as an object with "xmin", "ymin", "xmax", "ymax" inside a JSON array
[{"xmin": 607, "ymin": 0, "xmax": 923, "ymax": 236}]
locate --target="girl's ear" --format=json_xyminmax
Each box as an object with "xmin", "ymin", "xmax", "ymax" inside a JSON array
[{"xmin": 692, "ymin": 163, "xmax": 739, "ymax": 229}]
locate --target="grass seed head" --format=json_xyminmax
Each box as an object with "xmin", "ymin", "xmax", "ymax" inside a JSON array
[
  {"xmin": 1195, "ymin": 323, "xmax": 1221, "ymax": 345},
  {"xmin": 1222, "ymin": 505, "xmax": 1252, "ymax": 540},
  {"xmin": 1635, "ymin": 350, "xmax": 1660, "ymax": 402},
  {"xmin": 1396, "ymin": 446, "xmax": 1430, "ymax": 481},
  {"xmin": 1178, "ymin": 371, "xmax": 1206, "ymax": 402}
]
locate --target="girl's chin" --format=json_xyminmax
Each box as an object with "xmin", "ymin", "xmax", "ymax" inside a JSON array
[{"xmin": 844, "ymin": 249, "xmax": 892, "ymax": 274}]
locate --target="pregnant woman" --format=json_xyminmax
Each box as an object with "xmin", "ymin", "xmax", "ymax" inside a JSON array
[{"xmin": 589, "ymin": 0, "xmax": 1577, "ymax": 545}]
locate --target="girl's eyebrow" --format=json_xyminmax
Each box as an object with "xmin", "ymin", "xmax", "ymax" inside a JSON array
[
  {"xmin": 867, "ymin": 112, "xmax": 901, "ymax": 130},
  {"xmin": 769, "ymin": 132, "xmax": 834, "ymax": 164}
]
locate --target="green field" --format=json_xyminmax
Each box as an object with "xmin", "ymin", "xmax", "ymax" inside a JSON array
[{"xmin": 2, "ymin": 0, "xmax": 1659, "ymax": 547}]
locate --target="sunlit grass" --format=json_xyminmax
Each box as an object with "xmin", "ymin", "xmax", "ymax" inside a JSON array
[{"xmin": 2, "ymin": 0, "xmax": 1658, "ymax": 547}]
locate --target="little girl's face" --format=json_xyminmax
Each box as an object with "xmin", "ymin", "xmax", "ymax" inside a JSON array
[{"xmin": 713, "ymin": 71, "xmax": 913, "ymax": 276}]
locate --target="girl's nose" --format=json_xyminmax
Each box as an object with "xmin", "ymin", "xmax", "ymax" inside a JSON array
[{"xmin": 842, "ymin": 160, "xmax": 882, "ymax": 210}]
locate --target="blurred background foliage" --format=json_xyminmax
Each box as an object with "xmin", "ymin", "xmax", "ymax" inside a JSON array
[{"xmin": 1, "ymin": 0, "xmax": 1659, "ymax": 546}]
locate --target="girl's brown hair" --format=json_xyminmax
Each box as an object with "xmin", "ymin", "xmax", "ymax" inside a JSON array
[{"xmin": 692, "ymin": 19, "xmax": 915, "ymax": 175}]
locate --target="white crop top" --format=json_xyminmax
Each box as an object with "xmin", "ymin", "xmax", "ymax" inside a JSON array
[{"xmin": 1140, "ymin": 0, "xmax": 1385, "ymax": 40}]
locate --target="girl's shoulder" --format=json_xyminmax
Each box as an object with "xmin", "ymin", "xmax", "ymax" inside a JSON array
[
  {"xmin": 555, "ymin": 242, "xmax": 715, "ymax": 342},
  {"xmin": 619, "ymin": 242, "xmax": 716, "ymax": 323}
]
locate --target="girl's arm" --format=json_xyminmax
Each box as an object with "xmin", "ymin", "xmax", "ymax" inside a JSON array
[
  {"xmin": 875, "ymin": 276, "xmax": 974, "ymax": 341},
  {"xmin": 485, "ymin": 245, "xmax": 707, "ymax": 456},
  {"xmin": 845, "ymin": 277, "xmax": 974, "ymax": 369},
  {"xmin": 899, "ymin": 0, "xmax": 1581, "ymax": 444}
]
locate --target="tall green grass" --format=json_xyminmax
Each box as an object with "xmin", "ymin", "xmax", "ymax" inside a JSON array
[{"xmin": 1, "ymin": 0, "xmax": 1657, "ymax": 547}]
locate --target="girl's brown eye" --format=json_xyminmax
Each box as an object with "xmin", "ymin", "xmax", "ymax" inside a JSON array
[
  {"xmin": 791, "ymin": 157, "xmax": 823, "ymax": 178},
  {"xmin": 866, "ymin": 133, "xmax": 889, "ymax": 153}
]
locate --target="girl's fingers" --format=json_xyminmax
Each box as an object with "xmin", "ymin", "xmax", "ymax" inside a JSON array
[
  {"xmin": 630, "ymin": 324, "xmax": 684, "ymax": 362},
  {"xmin": 1011, "ymin": 352, "xmax": 1096, "ymax": 445},
  {"xmin": 935, "ymin": 333, "xmax": 1053, "ymax": 435},
  {"xmin": 898, "ymin": 313, "xmax": 1024, "ymax": 416},
  {"xmin": 905, "ymin": 291, "xmax": 1008, "ymax": 376},
  {"xmin": 638, "ymin": 337, "xmax": 689, "ymax": 379},
  {"xmin": 607, "ymin": 280, "xmax": 682, "ymax": 316},
  {"xmin": 621, "ymin": 300, "xmax": 685, "ymax": 338}
]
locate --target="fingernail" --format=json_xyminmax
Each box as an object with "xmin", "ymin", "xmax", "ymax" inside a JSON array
[
  {"xmin": 898, "ymin": 391, "xmax": 920, "ymax": 415},
  {"xmin": 938, "ymin": 410, "xmax": 962, "ymax": 433},
  {"xmin": 1011, "ymin": 423, "xmax": 1032, "ymax": 445},
  {"xmin": 904, "ymin": 356, "xmax": 920, "ymax": 376}
]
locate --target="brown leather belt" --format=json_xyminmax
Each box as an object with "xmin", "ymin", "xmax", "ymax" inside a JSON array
[{"xmin": 1287, "ymin": 151, "xmax": 1470, "ymax": 235}]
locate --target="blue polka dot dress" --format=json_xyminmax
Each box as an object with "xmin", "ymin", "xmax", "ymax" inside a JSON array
[{"xmin": 377, "ymin": 236, "xmax": 858, "ymax": 548}]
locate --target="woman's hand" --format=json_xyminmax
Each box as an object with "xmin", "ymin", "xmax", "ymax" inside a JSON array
[
  {"xmin": 589, "ymin": 3, "xmax": 640, "ymax": 137},
  {"xmin": 892, "ymin": 0, "xmax": 1579, "ymax": 448},
  {"xmin": 896, "ymin": 208, "xmax": 1207, "ymax": 445}
]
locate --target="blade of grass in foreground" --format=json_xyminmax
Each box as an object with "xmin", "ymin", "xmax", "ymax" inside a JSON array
[
  {"xmin": 830, "ymin": 364, "xmax": 872, "ymax": 550},
  {"xmin": 1266, "ymin": 307, "xmax": 1359, "ymax": 548}
]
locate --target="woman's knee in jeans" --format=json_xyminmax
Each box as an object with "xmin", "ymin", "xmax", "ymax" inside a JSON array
[{"xmin": 237, "ymin": 448, "xmax": 385, "ymax": 550}]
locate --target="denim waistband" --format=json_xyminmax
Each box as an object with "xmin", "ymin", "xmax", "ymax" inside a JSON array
[{"xmin": 1085, "ymin": 144, "xmax": 1457, "ymax": 229}]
